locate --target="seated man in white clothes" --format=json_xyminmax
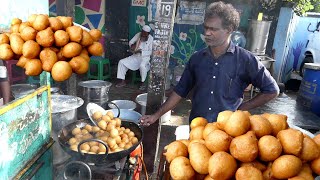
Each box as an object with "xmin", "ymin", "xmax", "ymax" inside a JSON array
[{"xmin": 115, "ymin": 25, "xmax": 153, "ymax": 90}]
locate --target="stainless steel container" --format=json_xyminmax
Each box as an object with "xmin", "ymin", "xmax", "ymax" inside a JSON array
[
  {"xmin": 77, "ymin": 80, "xmax": 112, "ymax": 119},
  {"xmin": 246, "ymin": 20, "xmax": 272, "ymax": 55},
  {"xmin": 51, "ymin": 95, "xmax": 84, "ymax": 138},
  {"xmin": 51, "ymin": 94, "xmax": 84, "ymax": 165},
  {"xmin": 77, "ymin": 80, "xmax": 112, "ymax": 101}
]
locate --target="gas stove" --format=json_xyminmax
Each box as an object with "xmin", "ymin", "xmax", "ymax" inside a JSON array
[{"xmin": 54, "ymin": 155, "xmax": 137, "ymax": 180}]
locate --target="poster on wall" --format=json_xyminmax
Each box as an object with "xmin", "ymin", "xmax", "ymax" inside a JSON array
[
  {"xmin": 132, "ymin": 0, "xmax": 147, "ymax": 7},
  {"xmin": 175, "ymin": 1, "xmax": 206, "ymax": 25},
  {"xmin": 148, "ymin": 0, "xmax": 157, "ymax": 21},
  {"xmin": 0, "ymin": 0, "xmax": 49, "ymax": 32}
]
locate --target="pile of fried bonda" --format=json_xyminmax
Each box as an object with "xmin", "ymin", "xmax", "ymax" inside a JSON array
[
  {"xmin": 165, "ymin": 110, "xmax": 320, "ymax": 180},
  {"xmin": 0, "ymin": 14, "xmax": 104, "ymax": 82}
]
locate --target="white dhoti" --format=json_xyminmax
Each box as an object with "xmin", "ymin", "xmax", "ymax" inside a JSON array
[{"xmin": 117, "ymin": 54, "xmax": 150, "ymax": 82}]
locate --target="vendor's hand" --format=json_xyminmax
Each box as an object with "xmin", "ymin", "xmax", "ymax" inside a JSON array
[
  {"xmin": 134, "ymin": 49, "xmax": 142, "ymax": 54},
  {"xmin": 140, "ymin": 114, "xmax": 158, "ymax": 126}
]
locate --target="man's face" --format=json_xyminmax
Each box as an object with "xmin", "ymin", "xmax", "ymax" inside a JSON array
[
  {"xmin": 141, "ymin": 30, "xmax": 149, "ymax": 38},
  {"xmin": 203, "ymin": 17, "xmax": 231, "ymax": 47}
]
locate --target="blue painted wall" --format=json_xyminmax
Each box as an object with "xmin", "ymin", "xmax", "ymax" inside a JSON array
[{"xmin": 129, "ymin": 1, "xmax": 253, "ymax": 67}]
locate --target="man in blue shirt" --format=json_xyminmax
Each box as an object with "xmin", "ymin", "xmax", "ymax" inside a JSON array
[{"xmin": 140, "ymin": 1, "xmax": 279, "ymax": 125}]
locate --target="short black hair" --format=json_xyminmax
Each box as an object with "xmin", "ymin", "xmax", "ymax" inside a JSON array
[{"xmin": 204, "ymin": 1, "xmax": 240, "ymax": 32}]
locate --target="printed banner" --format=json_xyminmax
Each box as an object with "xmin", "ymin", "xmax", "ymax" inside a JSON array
[
  {"xmin": 132, "ymin": 0, "xmax": 147, "ymax": 7},
  {"xmin": 175, "ymin": 1, "xmax": 206, "ymax": 25}
]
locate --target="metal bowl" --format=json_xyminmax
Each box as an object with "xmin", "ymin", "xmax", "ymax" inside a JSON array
[
  {"xmin": 11, "ymin": 84, "xmax": 37, "ymax": 99},
  {"xmin": 108, "ymin": 100, "xmax": 137, "ymax": 110},
  {"xmin": 105, "ymin": 109, "xmax": 142, "ymax": 124}
]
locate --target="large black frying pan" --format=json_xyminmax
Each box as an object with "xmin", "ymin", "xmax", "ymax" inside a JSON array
[{"xmin": 58, "ymin": 119, "xmax": 143, "ymax": 165}]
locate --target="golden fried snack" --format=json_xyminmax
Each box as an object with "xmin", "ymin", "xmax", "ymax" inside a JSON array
[
  {"xmin": 202, "ymin": 122, "xmax": 220, "ymax": 140},
  {"xmin": 89, "ymin": 29, "xmax": 102, "ymax": 41},
  {"xmin": 208, "ymin": 151, "xmax": 237, "ymax": 180},
  {"xmin": 79, "ymin": 49, "xmax": 90, "ymax": 62},
  {"xmin": 17, "ymin": 56, "xmax": 30, "ymax": 68},
  {"xmin": 240, "ymin": 160, "xmax": 267, "ymax": 172},
  {"xmin": 87, "ymin": 42, "xmax": 104, "ymax": 56},
  {"xmin": 27, "ymin": 14, "xmax": 38, "ymax": 24},
  {"xmin": 51, "ymin": 61, "xmax": 73, "ymax": 82},
  {"xmin": 267, "ymin": 114, "xmax": 288, "ymax": 136},
  {"xmin": 291, "ymin": 163, "xmax": 314, "ymax": 180},
  {"xmin": 189, "ymin": 126, "xmax": 205, "ymax": 140},
  {"xmin": 0, "ymin": 44, "xmax": 14, "ymax": 60},
  {"xmin": 69, "ymin": 56, "xmax": 89, "ymax": 74},
  {"xmin": 39, "ymin": 48, "xmax": 58, "ymax": 72},
  {"xmin": 18, "ymin": 22, "xmax": 31, "ymax": 33},
  {"xmin": 11, "ymin": 18, "xmax": 22, "ymax": 26},
  {"xmin": 258, "ymin": 135, "xmax": 282, "ymax": 162},
  {"xmin": 249, "ymin": 115, "xmax": 273, "ymax": 138},
  {"xmin": 10, "ymin": 24, "xmax": 20, "ymax": 33},
  {"xmin": 277, "ymin": 128, "xmax": 303, "ymax": 156},
  {"xmin": 216, "ymin": 110, "xmax": 233, "ymax": 130},
  {"xmin": 22, "ymin": 40, "xmax": 40, "ymax": 59},
  {"xmin": 164, "ymin": 141, "xmax": 188, "ymax": 163},
  {"xmin": 54, "ymin": 30, "xmax": 69, "ymax": 47},
  {"xmin": 62, "ymin": 42, "xmax": 82, "ymax": 58},
  {"xmin": 169, "ymin": 157, "xmax": 195, "ymax": 180},
  {"xmin": 33, "ymin": 14, "xmax": 49, "ymax": 31},
  {"xmin": 235, "ymin": 166, "xmax": 263, "ymax": 180},
  {"xmin": 57, "ymin": 16, "xmax": 73, "ymax": 29},
  {"xmin": 66, "ymin": 26, "xmax": 83, "ymax": 43},
  {"xmin": 48, "ymin": 17, "xmax": 63, "ymax": 31},
  {"xmin": 299, "ymin": 135, "xmax": 320, "ymax": 162},
  {"xmin": 205, "ymin": 129, "xmax": 232, "ymax": 153},
  {"xmin": 190, "ymin": 117, "xmax": 208, "ymax": 129},
  {"xmin": 36, "ymin": 27, "xmax": 54, "ymax": 47},
  {"xmin": 25, "ymin": 59, "xmax": 42, "ymax": 76},
  {"xmin": 272, "ymin": 155, "xmax": 302, "ymax": 179},
  {"xmin": 0, "ymin": 34, "xmax": 10, "ymax": 45},
  {"xmin": 57, "ymin": 50, "xmax": 67, "ymax": 61},
  {"xmin": 230, "ymin": 131, "xmax": 258, "ymax": 162},
  {"xmin": 9, "ymin": 33, "xmax": 24, "ymax": 55},
  {"xmin": 224, "ymin": 110, "xmax": 250, "ymax": 137},
  {"xmin": 80, "ymin": 30, "xmax": 94, "ymax": 46},
  {"xmin": 189, "ymin": 142, "xmax": 212, "ymax": 174},
  {"xmin": 20, "ymin": 26, "xmax": 37, "ymax": 41},
  {"xmin": 311, "ymin": 157, "xmax": 320, "ymax": 175}
]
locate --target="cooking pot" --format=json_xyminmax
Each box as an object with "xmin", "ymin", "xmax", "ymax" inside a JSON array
[
  {"xmin": 51, "ymin": 95, "xmax": 84, "ymax": 137},
  {"xmin": 58, "ymin": 119, "xmax": 143, "ymax": 165},
  {"xmin": 77, "ymin": 80, "xmax": 112, "ymax": 119},
  {"xmin": 77, "ymin": 80, "xmax": 112, "ymax": 101},
  {"xmin": 51, "ymin": 95, "xmax": 84, "ymax": 165}
]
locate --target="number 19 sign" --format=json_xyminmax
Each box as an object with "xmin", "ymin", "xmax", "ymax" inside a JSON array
[{"xmin": 155, "ymin": 0, "xmax": 175, "ymax": 21}]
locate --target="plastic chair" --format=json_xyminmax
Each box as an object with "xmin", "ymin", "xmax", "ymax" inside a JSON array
[
  {"xmin": 87, "ymin": 56, "xmax": 111, "ymax": 80},
  {"xmin": 27, "ymin": 75, "xmax": 55, "ymax": 85},
  {"xmin": 131, "ymin": 71, "xmax": 149, "ymax": 85},
  {"xmin": 3, "ymin": 60, "xmax": 26, "ymax": 84}
]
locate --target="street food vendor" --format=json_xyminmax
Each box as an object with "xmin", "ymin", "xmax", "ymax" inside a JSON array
[
  {"xmin": 0, "ymin": 61, "xmax": 10, "ymax": 106},
  {"xmin": 140, "ymin": 1, "xmax": 279, "ymax": 125}
]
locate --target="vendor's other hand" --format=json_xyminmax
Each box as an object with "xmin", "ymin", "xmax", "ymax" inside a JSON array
[{"xmin": 140, "ymin": 114, "xmax": 158, "ymax": 126}]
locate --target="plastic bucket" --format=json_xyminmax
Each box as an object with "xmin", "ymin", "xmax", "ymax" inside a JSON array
[{"xmin": 297, "ymin": 63, "xmax": 320, "ymax": 116}]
